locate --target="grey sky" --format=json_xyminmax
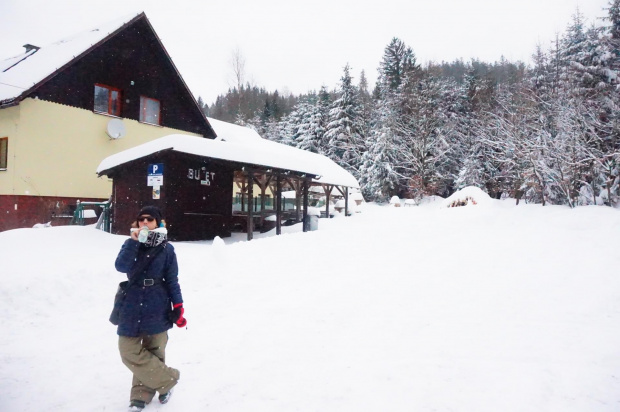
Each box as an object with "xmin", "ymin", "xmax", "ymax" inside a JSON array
[{"xmin": 0, "ymin": 0, "xmax": 610, "ymax": 104}]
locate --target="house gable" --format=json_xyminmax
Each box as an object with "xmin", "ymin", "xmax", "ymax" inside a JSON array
[{"xmin": 6, "ymin": 14, "xmax": 215, "ymax": 138}]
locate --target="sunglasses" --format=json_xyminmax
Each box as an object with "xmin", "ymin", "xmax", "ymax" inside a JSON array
[{"xmin": 138, "ymin": 216, "xmax": 155, "ymax": 222}]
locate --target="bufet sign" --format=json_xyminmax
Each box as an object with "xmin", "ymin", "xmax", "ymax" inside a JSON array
[{"xmin": 147, "ymin": 164, "xmax": 164, "ymax": 199}]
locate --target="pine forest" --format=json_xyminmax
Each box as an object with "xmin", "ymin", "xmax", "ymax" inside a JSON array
[{"xmin": 200, "ymin": 3, "xmax": 620, "ymax": 207}]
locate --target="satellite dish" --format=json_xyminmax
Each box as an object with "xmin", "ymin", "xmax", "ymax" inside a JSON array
[{"xmin": 106, "ymin": 119, "xmax": 126, "ymax": 139}]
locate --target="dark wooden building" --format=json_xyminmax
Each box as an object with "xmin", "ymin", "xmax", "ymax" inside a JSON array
[
  {"xmin": 97, "ymin": 133, "xmax": 360, "ymax": 241},
  {"xmin": 105, "ymin": 150, "xmax": 235, "ymax": 241}
]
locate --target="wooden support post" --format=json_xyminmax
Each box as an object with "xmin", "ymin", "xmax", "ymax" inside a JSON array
[
  {"xmin": 283, "ymin": 177, "xmax": 296, "ymax": 217},
  {"xmin": 247, "ymin": 169, "xmax": 254, "ymax": 241},
  {"xmin": 335, "ymin": 185, "xmax": 351, "ymax": 216},
  {"xmin": 241, "ymin": 180, "xmax": 246, "ymax": 212},
  {"xmin": 276, "ymin": 174, "xmax": 282, "ymax": 235},
  {"xmin": 295, "ymin": 177, "xmax": 302, "ymax": 222},
  {"xmin": 302, "ymin": 178, "xmax": 309, "ymax": 232},
  {"xmin": 323, "ymin": 184, "xmax": 333, "ymax": 218},
  {"xmin": 253, "ymin": 174, "xmax": 272, "ymax": 229}
]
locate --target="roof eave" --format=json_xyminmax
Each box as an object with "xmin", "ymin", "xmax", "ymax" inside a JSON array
[
  {"xmin": 97, "ymin": 147, "xmax": 175, "ymax": 177},
  {"xmin": 98, "ymin": 150, "xmax": 320, "ymax": 181},
  {"xmin": 0, "ymin": 98, "xmax": 20, "ymax": 109}
]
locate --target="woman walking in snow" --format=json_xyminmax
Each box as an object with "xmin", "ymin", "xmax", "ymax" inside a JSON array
[{"xmin": 114, "ymin": 205, "xmax": 187, "ymax": 412}]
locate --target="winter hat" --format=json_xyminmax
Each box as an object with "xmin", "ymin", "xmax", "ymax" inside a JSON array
[{"xmin": 137, "ymin": 205, "xmax": 163, "ymax": 226}]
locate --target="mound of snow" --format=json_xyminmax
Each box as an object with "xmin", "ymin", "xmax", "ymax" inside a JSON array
[
  {"xmin": 442, "ymin": 186, "xmax": 493, "ymax": 208},
  {"xmin": 212, "ymin": 235, "xmax": 226, "ymax": 248},
  {"xmin": 418, "ymin": 195, "xmax": 444, "ymax": 206},
  {"xmin": 32, "ymin": 222, "xmax": 52, "ymax": 228}
]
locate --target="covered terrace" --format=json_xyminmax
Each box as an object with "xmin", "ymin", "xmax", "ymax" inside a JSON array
[{"xmin": 97, "ymin": 120, "xmax": 359, "ymax": 241}]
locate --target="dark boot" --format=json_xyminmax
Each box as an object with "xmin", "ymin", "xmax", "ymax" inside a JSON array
[
  {"xmin": 159, "ymin": 388, "xmax": 174, "ymax": 404},
  {"xmin": 128, "ymin": 399, "xmax": 146, "ymax": 411}
]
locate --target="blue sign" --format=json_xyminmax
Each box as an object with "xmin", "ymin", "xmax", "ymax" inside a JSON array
[{"xmin": 148, "ymin": 163, "xmax": 164, "ymax": 176}]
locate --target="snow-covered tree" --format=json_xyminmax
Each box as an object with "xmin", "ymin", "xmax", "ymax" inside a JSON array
[
  {"xmin": 358, "ymin": 70, "xmax": 373, "ymax": 147},
  {"xmin": 394, "ymin": 72, "xmax": 451, "ymax": 198},
  {"xmin": 378, "ymin": 37, "xmax": 418, "ymax": 94},
  {"xmin": 324, "ymin": 64, "xmax": 366, "ymax": 176},
  {"xmin": 292, "ymin": 96, "xmax": 323, "ymax": 153},
  {"xmin": 359, "ymin": 100, "xmax": 401, "ymax": 201}
]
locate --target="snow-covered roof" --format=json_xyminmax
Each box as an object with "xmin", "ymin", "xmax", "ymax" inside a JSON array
[
  {"xmin": 97, "ymin": 121, "xmax": 360, "ymax": 188},
  {"xmin": 0, "ymin": 12, "xmax": 143, "ymax": 104},
  {"xmin": 209, "ymin": 117, "xmax": 263, "ymax": 143}
]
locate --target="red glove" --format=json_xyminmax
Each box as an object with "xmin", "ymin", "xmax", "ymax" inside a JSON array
[{"xmin": 171, "ymin": 303, "xmax": 187, "ymax": 328}]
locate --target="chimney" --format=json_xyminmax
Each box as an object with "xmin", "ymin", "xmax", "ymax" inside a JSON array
[{"xmin": 23, "ymin": 44, "xmax": 40, "ymax": 53}]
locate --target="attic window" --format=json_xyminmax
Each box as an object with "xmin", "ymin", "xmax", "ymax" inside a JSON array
[
  {"xmin": 140, "ymin": 96, "xmax": 160, "ymax": 125},
  {"xmin": 94, "ymin": 84, "xmax": 121, "ymax": 116}
]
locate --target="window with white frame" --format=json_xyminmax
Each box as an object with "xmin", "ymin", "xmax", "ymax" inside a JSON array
[{"xmin": 140, "ymin": 96, "xmax": 161, "ymax": 125}]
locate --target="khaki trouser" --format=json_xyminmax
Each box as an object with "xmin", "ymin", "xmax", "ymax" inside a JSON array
[{"xmin": 118, "ymin": 332, "xmax": 180, "ymax": 403}]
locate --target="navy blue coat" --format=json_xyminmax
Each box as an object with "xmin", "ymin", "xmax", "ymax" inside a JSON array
[{"xmin": 114, "ymin": 239, "xmax": 183, "ymax": 337}]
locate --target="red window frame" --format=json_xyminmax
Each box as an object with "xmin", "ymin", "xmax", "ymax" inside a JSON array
[
  {"xmin": 139, "ymin": 96, "xmax": 161, "ymax": 125},
  {"xmin": 0, "ymin": 137, "xmax": 8, "ymax": 170},
  {"xmin": 94, "ymin": 84, "xmax": 122, "ymax": 116}
]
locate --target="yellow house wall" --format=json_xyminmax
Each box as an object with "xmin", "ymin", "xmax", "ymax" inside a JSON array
[
  {"xmin": 0, "ymin": 98, "xmax": 202, "ymax": 198},
  {"xmin": 0, "ymin": 104, "xmax": 18, "ymax": 179}
]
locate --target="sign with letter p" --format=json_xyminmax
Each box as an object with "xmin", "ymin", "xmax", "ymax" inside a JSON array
[{"xmin": 148, "ymin": 163, "xmax": 164, "ymax": 176}]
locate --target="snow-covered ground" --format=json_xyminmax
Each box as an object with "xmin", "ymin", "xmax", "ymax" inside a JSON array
[{"xmin": 1, "ymin": 197, "xmax": 620, "ymax": 411}]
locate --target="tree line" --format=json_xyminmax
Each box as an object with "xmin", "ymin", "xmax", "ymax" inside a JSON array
[{"xmin": 200, "ymin": 1, "xmax": 620, "ymax": 207}]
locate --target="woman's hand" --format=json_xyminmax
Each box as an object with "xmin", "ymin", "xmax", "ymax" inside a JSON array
[{"xmin": 170, "ymin": 303, "xmax": 187, "ymax": 327}]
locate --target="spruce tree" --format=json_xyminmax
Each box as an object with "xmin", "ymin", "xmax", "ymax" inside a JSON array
[
  {"xmin": 378, "ymin": 37, "xmax": 417, "ymax": 94},
  {"xmin": 359, "ymin": 100, "xmax": 401, "ymax": 201},
  {"xmin": 394, "ymin": 71, "xmax": 450, "ymax": 198},
  {"xmin": 316, "ymin": 86, "xmax": 332, "ymax": 154},
  {"xmin": 324, "ymin": 64, "xmax": 365, "ymax": 176}
]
